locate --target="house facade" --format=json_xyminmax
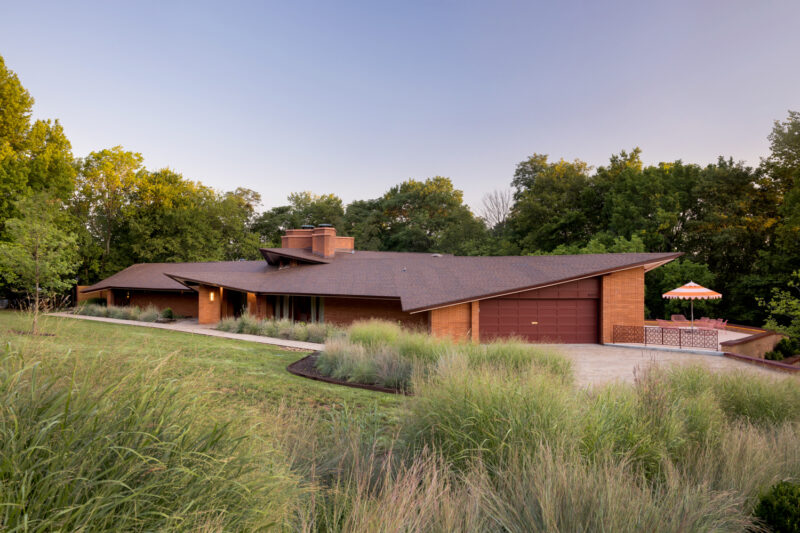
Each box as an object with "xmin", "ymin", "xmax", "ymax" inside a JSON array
[{"xmin": 80, "ymin": 226, "xmax": 681, "ymax": 343}]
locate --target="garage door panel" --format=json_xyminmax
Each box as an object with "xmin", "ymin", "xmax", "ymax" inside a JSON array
[{"xmin": 479, "ymin": 298, "xmax": 598, "ymax": 343}]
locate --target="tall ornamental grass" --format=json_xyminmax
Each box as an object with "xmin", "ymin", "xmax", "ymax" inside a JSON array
[
  {"xmin": 215, "ymin": 313, "xmax": 339, "ymax": 343},
  {"xmin": 0, "ymin": 346, "xmax": 301, "ymax": 531},
  {"xmin": 74, "ymin": 303, "xmax": 161, "ymax": 322},
  {"xmin": 316, "ymin": 320, "xmax": 572, "ymax": 390}
]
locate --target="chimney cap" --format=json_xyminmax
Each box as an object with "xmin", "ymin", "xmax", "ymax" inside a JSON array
[
  {"xmin": 300, "ymin": 224, "xmax": 315, "ymax": 229},
  {"xmin": 317, "ymin": 223, "xmax": 334, "ymax": 228}
]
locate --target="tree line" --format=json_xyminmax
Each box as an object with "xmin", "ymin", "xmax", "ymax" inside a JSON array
[{"xmin": 1, "ymin": 55, "xmax": 798, "ymax": 334}]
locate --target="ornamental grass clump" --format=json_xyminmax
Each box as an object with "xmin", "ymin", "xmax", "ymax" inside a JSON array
[
  {"xmin": 348, "ymin": 319, "xmax": 403, "ymax": 348},
  {"xmin": 0, "ymin": 347, "xmax": 299, "ymax": 531},
  {"xmin": 403, "ymin": 355, "xmax": 579, "ymax": 469},
  {"xmin": 138, "ymin": 305, "xmax": 160, "ymax": 322}
]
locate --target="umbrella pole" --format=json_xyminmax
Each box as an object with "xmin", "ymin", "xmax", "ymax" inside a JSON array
[{"xmin": 691, "ymin": 300, "xmax": 694, "ymax": 330}]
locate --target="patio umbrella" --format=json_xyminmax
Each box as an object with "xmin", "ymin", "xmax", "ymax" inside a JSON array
[{"xmin": 662, "ymin": 281, "xmax": 722, "ymax": 329}]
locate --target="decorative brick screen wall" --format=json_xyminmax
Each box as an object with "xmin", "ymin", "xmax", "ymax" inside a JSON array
[
  {"xmin": 600, "ymin": 267, "xmax": 645, "ymax": 344},
  {"xmin": 430, "ymin": 302, "xmax": 472, "ymax": 340}
]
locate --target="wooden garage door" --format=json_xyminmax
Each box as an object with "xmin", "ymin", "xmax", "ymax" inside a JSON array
[{"xmin": 479, "ymin": 298, "xmax": 599, "ymax": 343}]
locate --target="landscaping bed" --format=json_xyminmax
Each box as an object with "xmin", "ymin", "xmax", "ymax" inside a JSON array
[{"xmin": 288, "ymin": 352, "xmax": 407, "ymax": 394}]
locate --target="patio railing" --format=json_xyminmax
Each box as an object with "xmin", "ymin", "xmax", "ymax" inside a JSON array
[{"xmin": 613, "ymin": 325, "xmax": 719, "ymax": 350}]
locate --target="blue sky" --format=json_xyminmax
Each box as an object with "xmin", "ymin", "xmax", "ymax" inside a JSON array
[{"xmin": 3, "ymin": 1, "xmax": 799, "ymax": 211}]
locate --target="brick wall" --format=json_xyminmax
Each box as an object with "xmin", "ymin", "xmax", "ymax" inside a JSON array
[
  {"xmin": 471, "ymin": 301, "xmax": 479, "ymax": 342},
  {"xmin": 721, "ymin": 331, "xmax": 786, "ymax": 359},
  {"xmin": 198, "ymin": 285, "xmax": 221, "ymax": 324},
  {"xmin": 430, "ymin": 302, "xmax": 473, "ymax": 341},
  {"xmin": 324, "ymin": 297, "xmax": 428, "ymax": 329},
  {"xmin": 600, "ymin": 267, "xmax": 645, "ymax": 344},
  {"xmin": 76, "ymin": 286, "xmax": 109, "ymax": 305},
  {"xmin": 129, "ymin": 291, "xmax": 198, "ymax": 317}
]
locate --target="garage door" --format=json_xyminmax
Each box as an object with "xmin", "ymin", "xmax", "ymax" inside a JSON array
[{"xmin": 479, "ymin": 298, "xmax": 598, "ymax": 343}]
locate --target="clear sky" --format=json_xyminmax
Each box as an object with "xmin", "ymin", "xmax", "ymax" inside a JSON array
[{"xmin": 2, "ymin": 1, "xmax": 799, "ymax": 211}]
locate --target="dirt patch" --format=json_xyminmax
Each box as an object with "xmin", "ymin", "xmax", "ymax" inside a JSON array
[{"xmin": 287, "ymin": 352, "xmax": 408, "ymax": 395}]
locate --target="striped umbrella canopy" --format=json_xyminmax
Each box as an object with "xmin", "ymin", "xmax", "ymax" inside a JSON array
[{"xmin": 662, "ymin": 281, "xmax": 722, "ymax": 328}]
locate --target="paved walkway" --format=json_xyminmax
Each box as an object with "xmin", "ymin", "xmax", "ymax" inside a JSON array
[
  {"xmin": 48, "ymin": 313, "xmax": 324, "ymax": 351},
  {"xmin": 547, "ymin": 344, "xmax": 790, "ymax": 387}
]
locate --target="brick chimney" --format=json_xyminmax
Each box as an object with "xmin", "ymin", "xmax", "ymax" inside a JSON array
[{"xmin": 280, "ymin": 224, "xmax": 354, "ymax": 258}]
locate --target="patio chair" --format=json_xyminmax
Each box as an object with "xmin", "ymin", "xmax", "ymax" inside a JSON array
[
  {"xmin": 671, "ymin": 314, "xmax": 688, "ymax": 322},
  {"xmin": 715, "ymin": 319, "xmax": 728, "ymax": 330}
]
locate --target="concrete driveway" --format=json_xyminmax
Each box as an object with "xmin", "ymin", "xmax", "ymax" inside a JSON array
[{"xmin": 546, "ymin": 344, "xmax": 789, "ymax": 387}]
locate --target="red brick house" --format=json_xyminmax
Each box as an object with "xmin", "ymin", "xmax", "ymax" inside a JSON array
[{"xmin": 80, "ymin": 225, "xmax": 680, "ymax": 343}]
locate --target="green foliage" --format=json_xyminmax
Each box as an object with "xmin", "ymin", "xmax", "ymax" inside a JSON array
[
  {"xmin": 0, "ymin": 194, "xmax": 78, "ymax": 332},
  {"xmin": 752, "ymin": 481, "xmax": 800, "ymax": 533},
  {"xmin": 160, "ymin": 307, "xmax": 173, "ymax": 319},
  {"xmin": 775, "ymin": 337, "xmax": 800, "ymax": 357},
  {"xmin": 761, "ymin": 271, "xmax": 800, "ymax": 338},
  {"xmin": 213, "ymin": 315, "xmax": 340, "ymax": 343},
  {"xmin": 645, "ymin": 259, "xmax": 717, "ymax": 319},
  {"xmin": 0, "ymin": 345, "xmax": 294, "ymax": 531},
  {"xmin": 252, "ymin": 191, "xmax": 345, "ymax": 247}
]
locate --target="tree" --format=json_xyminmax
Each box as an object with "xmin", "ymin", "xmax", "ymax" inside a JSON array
[
  {"xmin": 0, "ymin": 55, "xmax": 76, "ymax": 226},
  {"xmin": 507, "ymin": 155, "xmax": 595, "ymax": 253},
  {"xmin": 74, "ymin": 147, "xmax": 144, "ymax": 275},
  {"xmin": 381, "ymin": 177, "xmax": 477, "ymax": 252},
  {"xmin": 0, "ymin": 194, "xmax": 78, "ymax": 334},
  {"xmin": 252, "ymin": 192, "xmax": 344, "ymax": 247},
  {"xmin": 480, "ymin": 189, "xmax": 513, "ymax": 230},
  {"xmin": 760, "ymin": 271, "xmax": 800, "ymax": 339}
]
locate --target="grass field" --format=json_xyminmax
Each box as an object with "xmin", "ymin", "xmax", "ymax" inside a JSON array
[
  {"xmin": 0, "ymin": 311, "xmax": 400, "ymax": 419},
  {"xmin": 2, "ymin": 311, "xmax": 799, "ymax": 531}
]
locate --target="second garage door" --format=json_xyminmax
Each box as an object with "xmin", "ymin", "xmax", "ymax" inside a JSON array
[{"xmin": 479, "ymin": 298, "xmax": 599, "ymax": 343}]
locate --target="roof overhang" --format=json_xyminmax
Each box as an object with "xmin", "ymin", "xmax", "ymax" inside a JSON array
[
  {"xmin": 405, "ymin": 252, "xmax": 683, "ymax": 314},
  {"xmin": 259, "ymin": 248, "xmax": 330, "ymax": 266}
]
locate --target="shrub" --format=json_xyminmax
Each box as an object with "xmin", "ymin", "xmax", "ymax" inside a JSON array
[
  {"xmin": 217, "ymin": 316, "xmax": 238, "ymax": 332},
  {"xmin": 84, "ymin": 297, "xmax": 106, "ymax": 306},
  {"xmin": 276, "ymin": 319, "xmax": 294, "ymax": 340},
  {"xmin": 260, "ymin": 320, "xmax": 279, "ymax": 338},
  {"xmin": 76, "ymin": 303, "xmax": 105, "ymax": 317},
  {"xmin": 293, "ymin": 322, "xmax": 309, "ymax": 342},
  {"xmin": 775, "ymin": 337, "xmax": 800, "ymax": 358},
  {"xmin": 765, "ymin": 350, "xmax": 784, "ymax": 361},
  {"xmin": 752, "ymin": 481, "xmax": 800, "ymax": 533},
  {"xmin": 307, "ymin": 323, "xmax": 328, "ymax": 344},
  {"xmin": 161, "ymin": 307, "xmax": 173, "ymax": 319},
  {"xmin": 107, "ymin": 305, "xmax": 131, "ymax": 320},
  {"xmin": 138, "ymin": 305, "xmax": 160, "ymax": 323},
  {"xmin": 238, "ymin": 313, "xmax": 261, "ymax": 335}
]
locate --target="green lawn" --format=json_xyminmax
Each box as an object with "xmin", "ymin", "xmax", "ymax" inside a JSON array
[{"xmin": 0, "ymin": 311, "xmax": 403, "ymax": 435}]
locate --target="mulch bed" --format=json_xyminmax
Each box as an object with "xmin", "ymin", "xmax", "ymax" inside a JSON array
[{"xmin": 287, "ymin": 352, "xmax": 408, "ymax": 395}]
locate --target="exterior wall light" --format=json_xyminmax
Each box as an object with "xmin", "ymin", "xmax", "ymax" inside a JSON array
[{"xmin": 209, "ymin": 291, "xmax": 215, "ymax": 302}]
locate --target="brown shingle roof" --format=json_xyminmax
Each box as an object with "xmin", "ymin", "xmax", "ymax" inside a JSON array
[{"xmin": 86, "ymin": 250, "xmax": 681, "ymax": 312}]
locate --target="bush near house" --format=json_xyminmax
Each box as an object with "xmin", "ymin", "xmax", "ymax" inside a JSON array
[
  {"xmin": 74, "ymin": 303, "xmax": 161, "ymax": 322},
  {"xmin": 215, "ymin": 313, "xmax": 342, "ymax": 343}
]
